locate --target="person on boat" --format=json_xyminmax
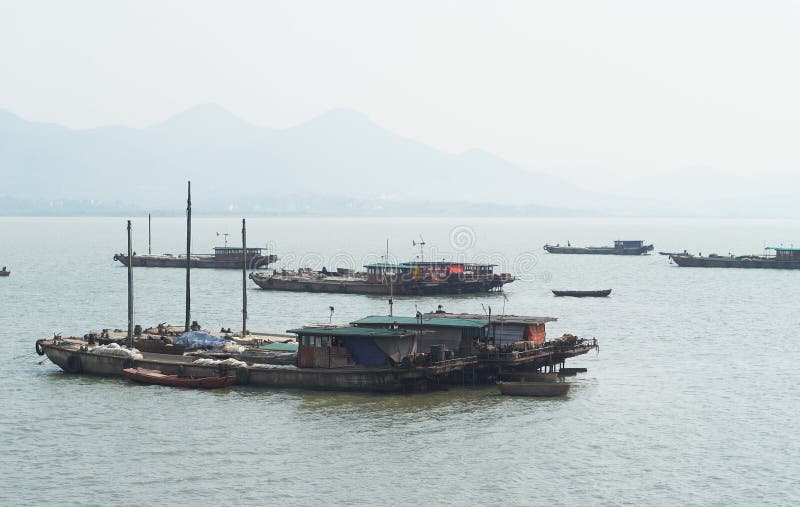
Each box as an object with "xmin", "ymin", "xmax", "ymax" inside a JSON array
[{"xmin": 567, "ymin": 241, "xmax": 571, "ymax": 247}]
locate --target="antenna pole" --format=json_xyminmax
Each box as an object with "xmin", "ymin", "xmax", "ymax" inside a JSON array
[
  {"xmin": 184, "ymin": 181, "xmax": 191, "ymax": 332},
  {"xmin": 242, "ymin": 218, "xmax": 248, "ymax": 336},
  {"xmin": 148, "ymin": 213, "xmax": 151, "ymax": 255},
  {"xmin": 127, "ymin": 220, "xmax": 134, "ymax": 348}
]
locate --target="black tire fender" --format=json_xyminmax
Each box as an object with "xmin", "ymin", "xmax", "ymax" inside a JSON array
[
  {"xmin": 66, "ymin": 354, "xmax": 82, "ymax": 373},
  {"xmin": 35, "ymin": 340, "xmax": 45, "ymax": 356}
]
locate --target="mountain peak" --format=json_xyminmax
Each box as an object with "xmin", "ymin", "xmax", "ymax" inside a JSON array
[{"xmin": 153, "ymin": 103, "xmax": 253, "ymax": 131}]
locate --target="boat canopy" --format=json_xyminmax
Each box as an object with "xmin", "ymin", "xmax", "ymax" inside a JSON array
[{"xmin": 173, "ymin": 331, "xmax": 230, "ymax": 349}]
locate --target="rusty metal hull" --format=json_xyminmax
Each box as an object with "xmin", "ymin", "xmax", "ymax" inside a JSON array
[
  {"xmin": 670, "ymin": 255, "xmax": 800, "ymax": 269},
  {"xmin": 37, "ymin": 339, "xmax": 477, "ymax": 392},
  {"xmin": 250, "ymin": 274, "xmax": 510, "ymax": 295},
  {"xmin": 544, "ymin": 245, "xmax": 653, "ymax": 255},
  {"xmin": 114, "ymin": 254, "xmax": 277, "ymax": 269}
]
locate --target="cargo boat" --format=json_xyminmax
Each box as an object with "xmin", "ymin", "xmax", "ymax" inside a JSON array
[
  {"xmin": 250, "ymin": 261, "xmax": 514, "ymax": 295},
  {"xmin": 114, "ymin": 247, "xmax": 277, "ymax": 269},
  {"xmin": 552, "ymin": 289, "xmax": 611, "ymax": 297},
  {"xmin": 35, "ymin": 311, "xmax": 597, "ymax": 392},
  {"xmin": 669, "ymin": 247, "xmax": 800, "ymax": 269},
  {"xmin": 544, "ymin": 240, "xmax": 654, "ymax": 255}
]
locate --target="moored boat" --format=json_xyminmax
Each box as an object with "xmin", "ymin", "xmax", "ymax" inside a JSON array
[
  {"xmin": 0, "ymin": 266, "xmax": 9, "ymax": 277},
  {"xmin": 669, "ymin": 247, "xmax": 800, "ymax": 269},
  {"xmin": 498, "ymin": 380, "xmax": 570, "ymax": 397},
  {"xmin": 250, "ymin": 261, "xmax": 514, "ymax": 295},
  {"xmin": 552, "ymin": 289, "xmax": 611, "ymax": 297},
  {"xmin": 123, "ymin": 367, "xmax": 237, "ymax": 388},
  {"xmin": 544, "ymin": 240, "xmax": 653, "ymax": 255},
  {"xmin": 114, "ymin": 247, "xmax": 277, "ymax": 269}
]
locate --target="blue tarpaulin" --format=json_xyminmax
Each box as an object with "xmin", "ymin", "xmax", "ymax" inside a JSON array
[{"xmin": 173, "ymin": 331, "xmax": 230, "ymax": 349}]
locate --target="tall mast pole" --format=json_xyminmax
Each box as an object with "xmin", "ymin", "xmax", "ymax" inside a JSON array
[
  {"xmin": 242, "ymin": 218, "xmax": 248, "ymax": 336},
  {"xmin": 127, "ymin": 220, "xmax": 134, "ymax": 348},
  {"xmin": 148, "ymin": 213, "xmax": 151, "ymax": 255},
  {"xmin": 184, "ymin": 181, "xmax": 191, "ymax": 332}
]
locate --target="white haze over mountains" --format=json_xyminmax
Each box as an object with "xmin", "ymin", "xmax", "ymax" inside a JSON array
[
  {"xmin": 0, "ymin": 105, "xmax": 800, "ymax": 217},
  {"xmin": 0, "ymin": 103, "xmax": 797, "ymax": 217}
]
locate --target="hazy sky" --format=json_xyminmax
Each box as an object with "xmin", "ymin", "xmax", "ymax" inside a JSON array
[{"xmin": 1, "ymin": 0, "xmax": 798, "ymax": 190}]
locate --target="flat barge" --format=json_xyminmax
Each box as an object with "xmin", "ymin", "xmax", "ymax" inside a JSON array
[
  {"xmin": 669, "ymin": 247, "xmax": 800, "ymax": 269},
  {"xmin": 36, "ymin": 311, "xmax": 596, "ymax": 392},
  {"xmin": 250, "ymin": 261, "xmax": 514, "ymax": 295},
  {"xmin": 114, "ymin": 247, "xmax": 277, "ymax": 269},
  {"xmin": 544, "ymin": 240, "xmax": 653, "ymax": 255}
]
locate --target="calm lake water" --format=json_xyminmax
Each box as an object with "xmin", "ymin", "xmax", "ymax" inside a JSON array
[{"xmin": 2, "ymin": 217, "xmax": 799, "ymax": 506}]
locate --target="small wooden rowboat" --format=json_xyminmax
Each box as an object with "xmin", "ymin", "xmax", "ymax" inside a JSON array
[
  {"xmin": 552, "ymin": 289, "xmax": 611, "ymax": 297},
  {"xmin": 122, "ymin": 367, "xmax": 237, "ymax": 389},
  {"xmin": 498, "ymin": 381, "xmax": 570, "ymax": 397},
  {"xmin": 0, "ymin": 269, "xmax": 10, "ymax": 277}
]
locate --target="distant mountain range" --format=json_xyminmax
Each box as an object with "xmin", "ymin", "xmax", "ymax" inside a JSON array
[
  {"xmin": 1, "ymin": 105, "xmax": 797, "ymax": 217},
  {"xmin": 0, "ymin": 104, "xmax": 591, "ymax": 216}
]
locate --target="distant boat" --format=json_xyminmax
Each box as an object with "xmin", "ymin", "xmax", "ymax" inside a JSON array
[
  {"xmin": 251, "ymin": 261, "xmax": 514, "ymax": 295},
  {"xmin": 114, "ymin": 247, "xmax": 278, "ymax": 269},
  {"xmin": 498, "ymin": 381, "xmax": 570, "ymax": 397},
  {"xmin": 544, "ymin": 240, "xmax": 653, "ymax": 255},
  {"xmin": 552, "ymin": 289, "xmax": 611, "ymax": 297},
  {"xmin": 0, "ymin": 266, "xmax": 9, "ymax": 277},
  {"xmin": 122, "ymin": 367, "xmax": 237, "ymax": 388},
  {"xmin": 669, "ymin": 247, "xmax": 800, "ymax": 269}
]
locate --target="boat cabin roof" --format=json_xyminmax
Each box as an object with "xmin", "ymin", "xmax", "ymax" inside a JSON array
[
  {"xmin": 767, "ymin": 246, "xmax": 800, "ymax": 252},
  {"xmin": 286, "ymin": 325, "xmax": 413, "ymax": 339},
  {"xmin": 363, "ymin": 261, "xmax": 497, "ymax": 269},
  {"xmin": 351, "ymin": 315, "xmax": 488, "ymax": 328},
  {"xmin": 429, "ymin": 312, "xmax": 557, "ymax": 326}
]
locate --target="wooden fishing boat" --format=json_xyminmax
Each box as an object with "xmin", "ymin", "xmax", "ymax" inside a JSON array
[
  {"xmin": 544, "ymin": 240, "xmax": 653, "ymax": 255},
  {"xmin": 114, "ymin": 247, "xmax": 277, "ymax": 269},
  {"xmin": 498, "ymin": 381, "xmax": 570, "ymax": 397},
  {"xmin": 123, "ymin": 367, "xmax": 237, "ymax": 388},
  {"xmin": 0, "ymin": 267, "xmax": 9, "ymax": 277},
  {"xmin": 552, "ymin": 289, "xmax": 611, "ymax": 297}
]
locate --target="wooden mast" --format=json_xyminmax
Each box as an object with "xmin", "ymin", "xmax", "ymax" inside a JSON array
[
  {"xmin": 242, "ymin": 218, "xmax": 247, "ymax": 336},
  {"xmin": 127, "ymin": 220, "xmax": 134, "ymax": 348},
  {"xmin": 184, "ymin": 181, "xmax": 191, "ymax": 332}
]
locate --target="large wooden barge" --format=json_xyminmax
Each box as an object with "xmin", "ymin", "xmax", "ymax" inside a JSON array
[
  {"xmin": 35, "ymin": 311, "xmax": 596, "ymax": 392},
  {"xmin": 250, "ymin": 261, "xmax": 513, "ymax": 295},
  {"xmin": 114, "ymin": 247, "xmax": 277, "ymax": 269},
  {"xmin": 669, "ymin": 247, "xmax": 800, "ymax": 269},
  {"xmin": 544, "ymin": 240, "xmax": 653, "ymax": 255}
]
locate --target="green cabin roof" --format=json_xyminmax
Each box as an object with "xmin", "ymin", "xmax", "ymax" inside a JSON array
[
  {"xmin": 351, "ymin": 315, "xmax": 488, "ymax": 328},
  {"xmin": 286, "ymin": 325, "xmax": 412, "ymax": 338}
]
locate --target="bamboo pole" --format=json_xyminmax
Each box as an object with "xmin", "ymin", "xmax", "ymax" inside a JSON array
[
  {"xmin": 242, "ymin": 218, "xmax": 247, "ymax": 336},
  {"xmin": 185, "ymin": 181, "xmax": 191, "ymax": 332},
  {"xmin": 127, "ymin": 220, "xmax": 134, "ymax": 348}
]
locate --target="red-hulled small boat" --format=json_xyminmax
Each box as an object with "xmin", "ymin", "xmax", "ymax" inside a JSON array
[
  {"xmin": 552, "ymin": 289, "xmax": 611, "ymax": 297},
  {"xmin": 123, "ymin": 367, "xmax": 237, "ymax": 388},
  {"xmin": 0, "ymin": 267, "xmax": 10, "ymax": 277}
]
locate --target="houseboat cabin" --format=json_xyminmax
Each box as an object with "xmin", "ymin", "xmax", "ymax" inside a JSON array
[
  {"xmin": 363, "ymin": 261, "xmax": 499, "ymax": 283},
  {"xmin": 769, "ymin": 247, "xmax": 800, "ymax": 260},
  {"xmin": 351, "ymin": 315, "xmax": 487, "ymax": 356},
  {"xmin": 287, "ymin": 326, "xmax": 418, "ymax": 368},
  {"xmin": 614, "ymin": 240, "xmax": 645, "ymax": 250},
  {"xmin": 213, "ymin": 247, "xmax": 265, "ymax": 260}
]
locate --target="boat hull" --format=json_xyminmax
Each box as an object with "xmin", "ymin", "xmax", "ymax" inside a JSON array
[
  {"xmin": 0, "ymin": 271, "xmax": 9, "ymax": 277},
  {"xmin": 552, "ymin": 289, "xmax": 611, "ymax": 297},
  {"xmin": 123, "ymin": 367, "xmax": 236, "ymax": 388},
  {"xmin": 498, "ymin": 381, "xmax": 570, "ymax": 397},
  {"xmin": 37, "ymin": 339, "xmax": 477, "ymax": 392},
  {"xmin": 670, "ymin": 255, "xmax": 800, "ymax": 269},
  {"xmin": 544, "ymin": 245, "xmax": 653, "ymax": 255},
  {"xmin": 114, "ymin": 254, "xmax": 277, "ymax": 269},
  {"xmin": 250, "ymin": 273, "xmax": 511, "ymax": 295}
]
